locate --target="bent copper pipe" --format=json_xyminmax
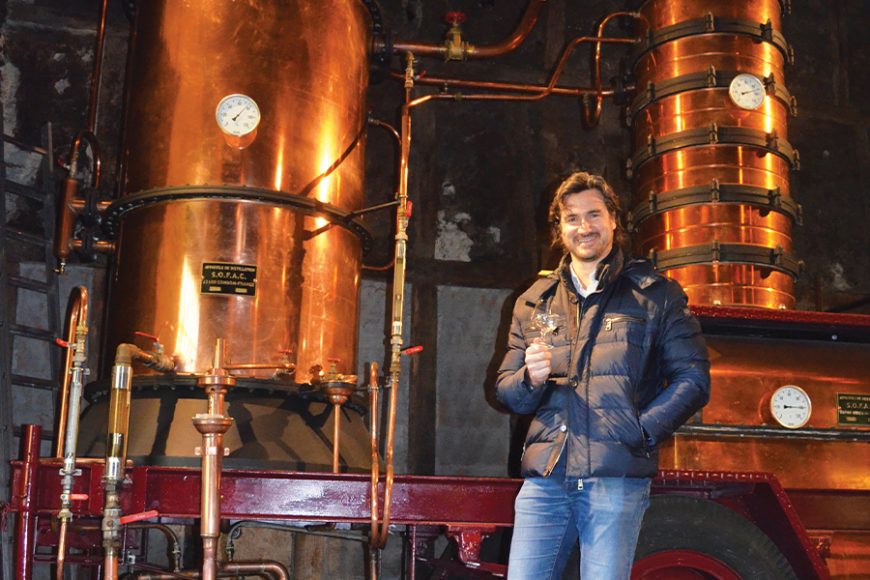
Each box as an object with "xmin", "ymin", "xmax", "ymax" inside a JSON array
[
  {"xmin": 54, "ymin": 287, "xmax": 90, "ymax": 580},
  {"xmin": 406, "ymin": 36, "xmax": 637, "ymax": 107},
  {"xmin": 392, "ymin": 0, "xmax": 547, "ymax": 59},
  {"xmin": 583, "ymin": 12, "xmax": 643, "ymax": 128},
  {"xmin": 390, "ymin": 70, "xmax": 613, "ymax": 97},
  {"xmin": 132, "ymin": 560, "xmax": 289, "ymax": 579},
  {"xmin": 55, "ymin": 131, "xmax": 102, "ymax": 271},
  {"xmin": 55, "ymin": 286, "xmax": 89, "ymax": 458}
]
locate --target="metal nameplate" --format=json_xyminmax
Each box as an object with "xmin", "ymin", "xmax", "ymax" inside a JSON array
[
  {"xmin": 837, "ymin": 393, "xmax": 870, "ymax": 426},
  {"xmin": 201, "ymin": 262, "xmax": 257, "ymax": 296}
]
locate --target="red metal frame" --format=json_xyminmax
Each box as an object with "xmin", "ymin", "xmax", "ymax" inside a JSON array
[{"xmin": 5, "ymin": 425, "xmax": 831, "ymax": 579}]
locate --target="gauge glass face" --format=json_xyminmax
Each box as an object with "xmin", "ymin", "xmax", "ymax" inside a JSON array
[
  {"xmin": 215, "ymin": 94, "xmax": 261, "ymax": 136},
  {"xmin": 728, "ymin": 73, "xmax": 765, "ymax": 110},
  {"xmin": 770, "ymin": 385, "xmax": 812, "ymax": 429}
]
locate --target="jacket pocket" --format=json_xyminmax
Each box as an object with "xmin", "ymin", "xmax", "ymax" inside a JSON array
[{"xmin": 599, "ymin": 407, "xmax": 645, "ymax": 449}]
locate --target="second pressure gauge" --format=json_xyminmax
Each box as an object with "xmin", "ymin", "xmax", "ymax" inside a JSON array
[
  {"xmin": 770, "ymin": 385, "xmax": 812, "ymax": 429},
  {"xmin": 216, "ymin": 94, "xmax": 261, "ymax": 137},
  {"xmin": 728, "ymin": 73, "xmax": 766, "ymax": 111}
]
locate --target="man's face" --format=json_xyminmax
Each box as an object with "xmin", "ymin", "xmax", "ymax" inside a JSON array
[{"xmin": 559, "ymin": 188, "xmax": 616, "ymax": 264}]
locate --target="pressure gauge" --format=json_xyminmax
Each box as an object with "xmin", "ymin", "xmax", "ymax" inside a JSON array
[
  {"xmin": 728, "ymin": 73, "xmax": 765, "ymax": 110},
  {"xmin": 215, "ymin": 94, "xmax": 261, "ymax": 137},
  {"xmin": 770, "ymin": 385, "xmax": 812, "ymax": 429}
]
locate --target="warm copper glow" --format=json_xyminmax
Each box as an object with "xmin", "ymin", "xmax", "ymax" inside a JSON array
[
  {"xmin": 630, "ymin": 0, "xmax": 795, "ymax": 308},
  {"xmin": 108, "ymin": 1, "xmax": 370, "ymax": 378}
]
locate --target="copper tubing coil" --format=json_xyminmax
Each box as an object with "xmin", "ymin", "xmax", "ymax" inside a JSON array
[{"xmin": 392, "ymin": 0, "xmax": 547, "ymax": 59}]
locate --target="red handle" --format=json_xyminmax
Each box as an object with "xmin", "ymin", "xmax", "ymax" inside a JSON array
[
  {"xmin": 119, "ymin": 510, "xmax": 159, "ymax": 525},
  {"xmin": 401, "ymin": 345, "xmax": 424, "ymax": 356}
]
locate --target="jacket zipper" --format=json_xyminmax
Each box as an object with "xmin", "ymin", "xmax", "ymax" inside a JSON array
[{"xmin": 542, "ymin": 429, "xmax": 568, "ymax": 477}]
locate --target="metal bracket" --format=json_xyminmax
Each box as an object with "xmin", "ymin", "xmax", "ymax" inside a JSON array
[
  {"xmin": 103, "ymin": 185, "xmax": 374, "ymax": 253},
  {"xmin": 628, "ymin": 181, "xmax": 803, "ymax": 229},
  {"xmin": 633, "ymin": 16, "xmax": 792, "ymax": 65},
  {"xmin": 648, "ymin": 241, "xmax": 804, "ymax": 279},
  {"xmin": 629, "ymin": 69, "xmax": 795, "ymax": 117},
  {"xmin": 630, "ymin": 125, "xmax": 800, "ymax": 172}
]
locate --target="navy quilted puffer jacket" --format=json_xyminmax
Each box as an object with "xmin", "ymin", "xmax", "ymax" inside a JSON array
[{"xmin": 496, "ymin": 250, "xmax": 710, "ymax": 479}]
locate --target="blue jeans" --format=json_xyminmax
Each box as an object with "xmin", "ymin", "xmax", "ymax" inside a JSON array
[{"xmin": 507, "ymin": 474, "xmax": 651, "ymax": 580}]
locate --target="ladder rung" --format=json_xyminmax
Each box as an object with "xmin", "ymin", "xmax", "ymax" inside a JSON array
[
  {"xmin": 10, "ymin": 374, "xmax": 58, "ymax": 391},
  {"xmin": 8, "ymin": 275, "xmax": 50, "ymax": 293},
  {"xmin": 4, "ymin": 180, "xmax": 46, "ymax": 202},
  {"xmin": 10, "ymin": 323, "xmax": 55, "ymax": 341},
  {"xmin": 6, "ymin": 228, "xmax": 46, "ymax": 246}
]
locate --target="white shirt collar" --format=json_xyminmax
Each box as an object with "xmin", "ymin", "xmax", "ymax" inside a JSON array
[{"xmin": 570, "ymin": 263, "xmax": 599, "ymax": 298}]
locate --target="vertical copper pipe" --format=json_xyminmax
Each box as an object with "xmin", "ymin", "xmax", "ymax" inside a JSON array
[
  {"xmin": 15, "ymin": 424, "xmax": 41, "ymax": 580},
  {"xmin": 55, "ymin": 286, "xmax": 89, "ymax": 458},
  {"xmin": 368, "ymin": 362, "xmax": 381, "ymax": 553},
  {"xmin": 332, "ymin": 403, "xmax": 342, "ymax": 473},
  {"xmin": 582, "ymin": 11, "xmax": 643, "ymax": 127},
  {"xmin": 87, "ymin": 0, "xmax": 110, "ymax": 133}
]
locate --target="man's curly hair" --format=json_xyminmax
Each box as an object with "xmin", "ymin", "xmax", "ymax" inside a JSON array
[{"xmin": 548, "ymin": 171, "xmax": 628, "ymax": 252}]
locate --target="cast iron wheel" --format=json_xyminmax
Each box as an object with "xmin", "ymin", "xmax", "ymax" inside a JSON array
[{"xmin": 631, "ymin": 495, "xmax": 798, "ymax": 580}]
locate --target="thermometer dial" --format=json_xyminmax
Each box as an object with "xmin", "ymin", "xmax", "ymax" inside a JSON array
[
  {"xmin": 215, "ymin": 94, "xmax": 261, "ymax": 136},
  {"xmin": 728, "ymin": 73, "xmax": 766, "ymax": 111},
  {"xmin": 770, "ymin": 385, "xmax": 812, "ymax": 429}
]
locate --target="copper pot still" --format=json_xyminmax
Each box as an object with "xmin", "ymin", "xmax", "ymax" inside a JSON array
[
  {"xmin": 629, "ymin": 0, "xmax": 799, "ymax": 309},
  {"xmin": 105, "ymin": 1, "xmax": 371, "ymax": 380}
]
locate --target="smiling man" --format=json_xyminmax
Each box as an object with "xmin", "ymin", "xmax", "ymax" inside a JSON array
[{"xmin": 496, "ymin": 171, "xmax": 711, "ymax": 580}]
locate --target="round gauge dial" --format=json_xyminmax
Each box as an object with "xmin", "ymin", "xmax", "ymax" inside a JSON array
[
  {"xmin": 215, "ymin": 94, "xmax": 261, "ymax": 136},
  {"xmin": 728, "ymin": 73, "xmax": 766, "ymax": 110},
  {"xmin": 770, "ymin": 385, "xmax": 812, "ymax": 429}
]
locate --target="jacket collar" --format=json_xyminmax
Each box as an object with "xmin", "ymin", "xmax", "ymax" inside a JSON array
[{"xmin": 519, "ymin": 247, "xmax": 660, "ymax": 304}]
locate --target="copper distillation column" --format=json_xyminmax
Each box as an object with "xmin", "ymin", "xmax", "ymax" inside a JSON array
[{"xmin": 627, "ymin": 0, "xmax": 801, "ymax": 309}]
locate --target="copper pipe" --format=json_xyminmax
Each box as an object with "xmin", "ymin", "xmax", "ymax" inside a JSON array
[
  {"xmin": 133, "ymin": 560, "xmax": 289, "ymax": 579},
  {"xmin": 55, "ymin": 287, "xmax": 89, "ymax": 458},
  {"xmin": 582, "ymin": 11, "xmax": 643, "ymax": 128},
  {"xmin": 405, "ymin": 36, "xmax": 636, "ymax": 107},
  {"xmin": 332, "ymin": 402, "xmax": 342, "ymax": 473},
  {"xmin": 102, "ymin": 343, "xmax": 175, "ymax": 579},
  {"xmin": 372, "ymin": 55, "xmax": 416, "ymax": 550},
  {"xmin": 54, "ymin": 287, "xmax": 89, "ymax": 580},
  {"xmin": 368, "ymin": 362, "xmax": 381, "ymax": 550},
  {"xmin": 87, "ymin": 0, "xmax": 110, "ymax": 133},
  {"xmin": 128, "ymin": 524, "xmax": 182, "ymax": 573},
  {"xmin": 55, "ymin": 131, "xmax": 102, "ymax": 272},
  {"xmin": 392, "ymin": 0, "xmax": 547, "ymax": 59},
  {"xmin": 391, "ymin": 70, "xmax": 613, "ymax": 97},
  {"xmin": 195, "ymin": 339, "xmax": 236, "ymax": 580}
]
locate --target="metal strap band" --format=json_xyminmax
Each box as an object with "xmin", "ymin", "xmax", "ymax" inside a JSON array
[
  {"xmin": 633, "ymin": 16, "xmax": 793, "ymax": 65},
  {"xmin": 628, "ymin": 181, "xmax": 802, "ymax": 228},
  {"xmin": 628, "ymin": 124, "xmax": 800, "ymax": 174},
  {"xmin": 104, "ymin": 185, "xmax": 373, "ymax": 252},
  {"xmin": 628, "ymin": 68, "xmax": 796, "ymax": 118},
  {"xmin": 648, "ymin": 242, "xmax": 803, "ymax": 279}
]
